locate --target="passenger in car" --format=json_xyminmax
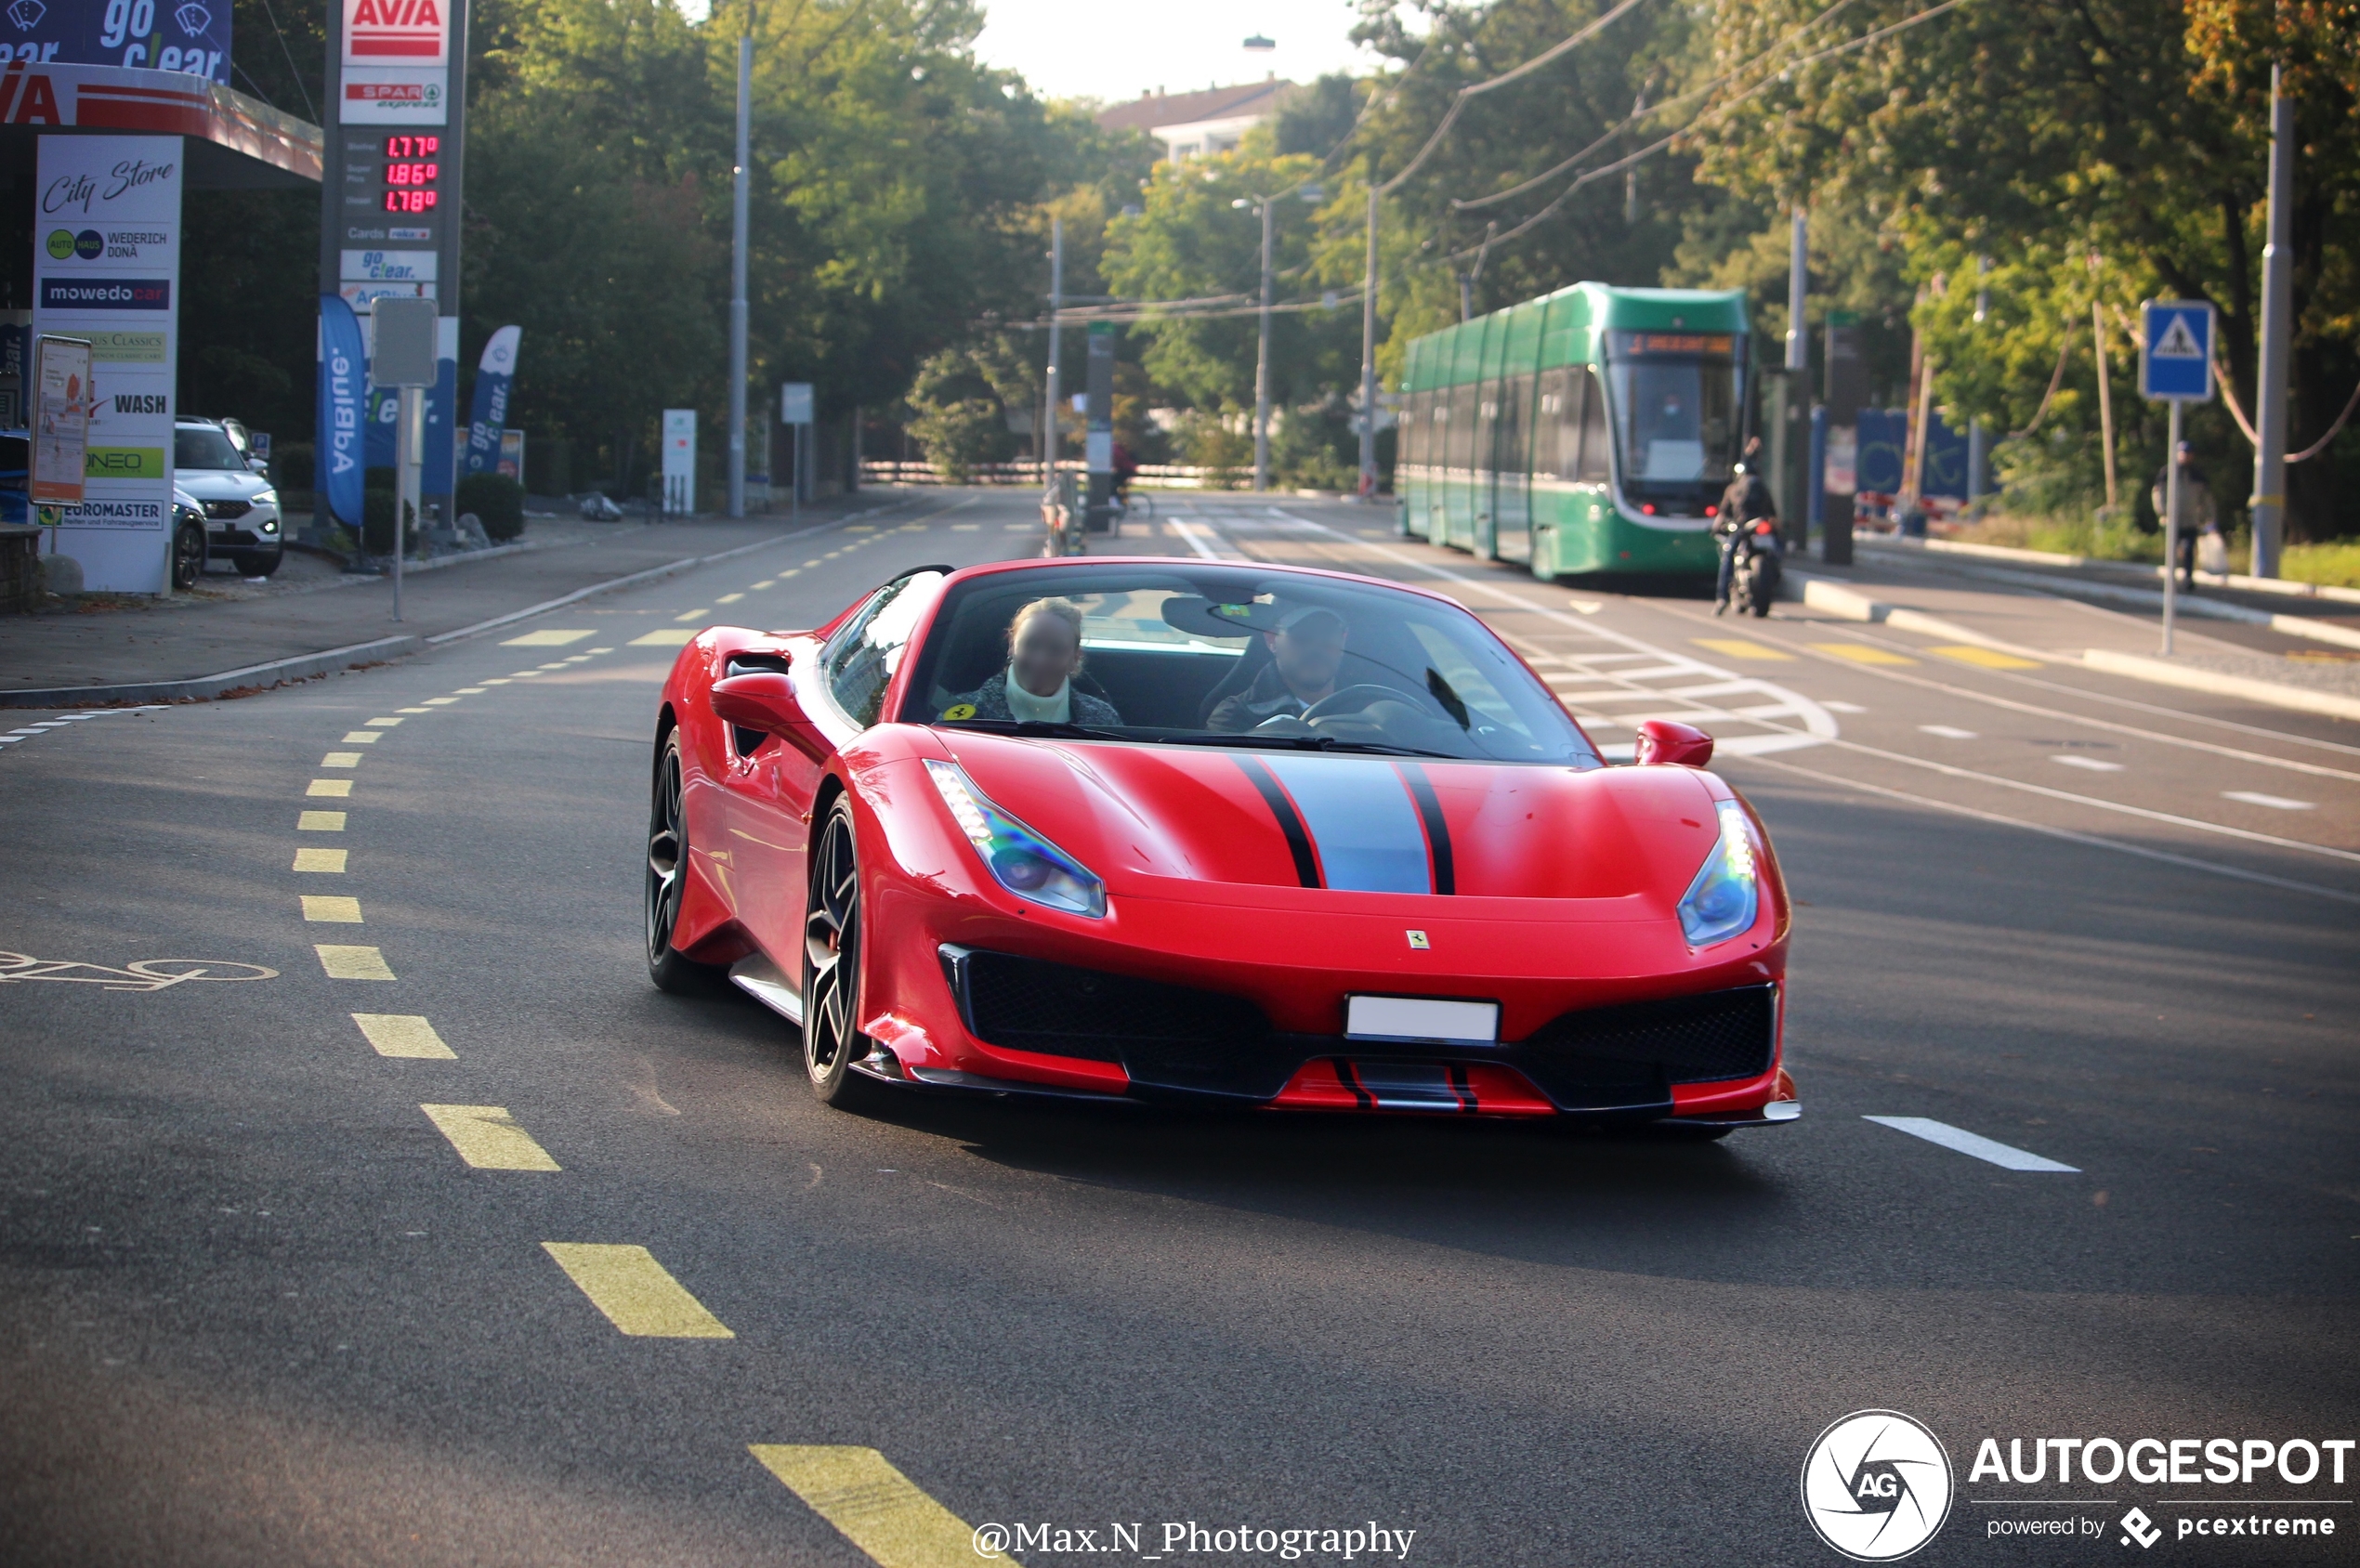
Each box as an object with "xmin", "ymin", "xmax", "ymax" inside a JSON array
[
  {"xmin": 1206, "ymin": 604, "xmax": 1350, "ymax": 731},
  {"xmin": 945, "ymin": 596, "xmax": 1123, "ymax": 725}
]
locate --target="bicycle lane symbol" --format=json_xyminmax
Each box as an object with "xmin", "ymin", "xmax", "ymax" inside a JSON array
[{"xmin": 0, "ymin": 952, "xmax": 280, "ymax": 993}]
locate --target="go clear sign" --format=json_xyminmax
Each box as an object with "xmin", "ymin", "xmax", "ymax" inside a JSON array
[{"xmin": 0, "ymin": 0, "xmax": 232, "ymax": 84}]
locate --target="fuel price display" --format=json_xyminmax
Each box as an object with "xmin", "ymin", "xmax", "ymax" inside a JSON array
[{"xmin": 381, "ymin": 135, "xmax": 440, "ymax": 213}]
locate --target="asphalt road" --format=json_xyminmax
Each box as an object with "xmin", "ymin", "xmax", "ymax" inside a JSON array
[{"xmin": 3, "ymin": 487, "xmax": 2354, "ymax": 1567}]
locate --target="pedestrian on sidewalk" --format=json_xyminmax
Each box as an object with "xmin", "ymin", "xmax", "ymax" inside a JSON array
[{"xmin": 2148, "ymin": 440, "xmax": 2216, "ymax": 592}]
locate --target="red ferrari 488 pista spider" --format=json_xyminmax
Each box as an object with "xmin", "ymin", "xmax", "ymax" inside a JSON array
[{"xmin": 645, "ymin": 556, "xmax": 1799, "ymax": 1132}]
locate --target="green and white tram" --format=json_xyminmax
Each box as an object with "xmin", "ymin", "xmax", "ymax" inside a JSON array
[{"xmin": 1396, "ymin": 282, "xmax": 1750, "ymax": 579}]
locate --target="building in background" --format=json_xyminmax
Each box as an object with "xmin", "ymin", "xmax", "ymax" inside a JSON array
[{"xmin": 1097, "ymin": 79, "xmax": 1294, "ymax": 163}]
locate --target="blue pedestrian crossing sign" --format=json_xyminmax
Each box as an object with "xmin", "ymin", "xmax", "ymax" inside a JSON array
[{"xmin": 2140, "ymin": 299, "xmax": 2214, "ymax": 402}]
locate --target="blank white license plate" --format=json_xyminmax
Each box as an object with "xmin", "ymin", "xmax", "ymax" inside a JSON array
[{"xmin": 1345, "ymin": 995, "xmax": 1500, "ymax": 1044}]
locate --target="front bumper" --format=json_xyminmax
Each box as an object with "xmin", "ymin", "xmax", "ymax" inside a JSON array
[{"xmin": 855, "ymin": 941, "xmax": 1794, "ymax": 1127}]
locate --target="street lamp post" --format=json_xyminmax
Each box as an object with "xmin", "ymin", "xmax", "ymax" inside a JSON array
[
  {"xmin": 726, "ymin": 23, "xmax": 751, "ymax": 518},
  {"xmin": 1357, "ymin": 182, "xmax": 1378, "ymax": 500},
  {"xmin": 1253, "ymin": 195, "xmax": 1273, "ymax": 492}
]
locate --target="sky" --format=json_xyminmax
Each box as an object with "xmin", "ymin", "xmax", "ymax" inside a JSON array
[{"xmin": 971, "ymin": 0, "xmax": 1383, "ymax": 105}]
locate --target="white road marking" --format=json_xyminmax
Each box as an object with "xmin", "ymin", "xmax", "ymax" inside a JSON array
[
  {"xmin": 1822, "ymin": 699, "xmax": 1868, "ymax": 713},
  {"xmin": 1919, "ymin": 725, "xmax": 1977, "ymax": 739},
  {"xmin": 2222, "ymin": 791, "xmax": 2314, "ymax": 811},
  {"xmin": 1864, "ymin": 1116, "xmax": 2078, "ymax": 1171},
  {"xmin": 2051, "ymin": 754, "xmax": 2124, "ymax": 772}
]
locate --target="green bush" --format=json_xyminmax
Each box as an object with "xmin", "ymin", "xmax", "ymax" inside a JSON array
[
  {"xmin": 275, "ymin": 442, "xmax": 315, "ymax": 489},
  {"xmin": 455, "ymin": 472, "xmax": 526, "ymax": 541},
  {"xmin": 361, "ymin": 487, "xmax": 405, "ymax": 555}
]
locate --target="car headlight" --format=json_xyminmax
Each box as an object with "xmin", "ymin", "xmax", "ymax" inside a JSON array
[
  {"xmin": 1678, "ymin": 799, "xmax": 1760, "ymax": 947},
  {"xmin": 924, "ymin": 759, "xmax": 1106, "ymax": 918},
  {"xmin": 253, "ymin": 490, "xmax": 279, "ymax": 508}
]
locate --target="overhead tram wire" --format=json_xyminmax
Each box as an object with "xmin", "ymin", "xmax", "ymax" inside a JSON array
[
  {"xmin": 1451, "ymin": 0, "xmax": 1872, "ymax": 213},
  {"xmin": 1438, "ymin": 0, "xmax": 1981, "ymax": 263}
]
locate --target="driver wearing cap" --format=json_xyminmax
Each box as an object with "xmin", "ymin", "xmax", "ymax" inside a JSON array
[{"xmin": 1207, "ymin": 604, "xmax": 1350, "ymax": 732}]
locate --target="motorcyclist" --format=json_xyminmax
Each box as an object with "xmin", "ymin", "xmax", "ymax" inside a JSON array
[{"xmin": 1713, "ymin": 437, "xmax": 1778, "ymax": 615}]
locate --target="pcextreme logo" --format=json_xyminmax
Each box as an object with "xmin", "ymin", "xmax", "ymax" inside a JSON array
[{"xmin": 1802, "ymin": 1410, "xmax": 1956, "ymax": 1561}]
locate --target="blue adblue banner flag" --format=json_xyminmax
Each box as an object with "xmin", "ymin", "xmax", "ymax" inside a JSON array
[
  {"xmin": 317, "ymin": 295, "xmax": 369, "ymax": 529},
  {"xmin": 462, "ymin": 325, "xmax": 520, "ymax": 477},
  {"xmin": 0, "ymin": 0, "xmax": 232, "ymax": 84}
]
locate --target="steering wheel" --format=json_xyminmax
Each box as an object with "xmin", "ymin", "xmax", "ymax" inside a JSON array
[{"xmin": 1298, "ymin": 684, "xmax": 1415, "ymax": 722}]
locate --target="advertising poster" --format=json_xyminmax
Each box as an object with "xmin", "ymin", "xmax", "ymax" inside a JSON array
[
  {"xmin": 461, "ymin": 322, "xmax": 518, "ymax": 477},
  {"xmin": 33, "ymin": 134, "xmax": 180, "ymax": 593},
  {"xmin": 0, "ymin": 0, "xmax": 232, "ymax": 84},
  {"xmin": 662, "ymin": 409, "xmax": 694, "ymax": 514},
  {"xmin": 28, "ymin": 332, "xmax": 91, "ymax": 507}
]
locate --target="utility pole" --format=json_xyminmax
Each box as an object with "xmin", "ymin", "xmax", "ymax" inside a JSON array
[
  {"xmin": 726, "ymin": 14, "xmax": 752, "ymax": 518},
  {"xmin": 2089, "ymin": 255, "xmax": 2117, "ymax": 516},
  {"xmin": 1043, "ymin": 215, "xmax": 1063, "ymax": 482},
  {"xmin": 1782, "ymin": 205, "xmax": 1807, "ymax": 548},
  {"xmin": 1254, "ymin": 194, "xmax": 1274, "ymax": 492},
  {"xmin": 2249, "ymin": 63, "xmax": 2294, "ymax": 578},
  {"xmin": 1357, "ymin": 182, "xmax": 1378, "ymax": 500}
]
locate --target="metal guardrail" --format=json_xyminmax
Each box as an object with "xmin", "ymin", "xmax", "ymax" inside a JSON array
[{"xmin": 859, "ymin": 461, "xmax": 1243, "ymax": 490}]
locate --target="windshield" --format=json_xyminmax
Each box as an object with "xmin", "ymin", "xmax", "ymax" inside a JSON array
[
  {"xmin": 175, "ymin": 427, "xmax": 247, "ymax": 471},
  {"xmin": 898, "ymin": 564, "xmax": 1601, "ymax": 767},
  {"xmin": 1604, "ymin": 332, "xmax": 1743, "ymax": 501}
]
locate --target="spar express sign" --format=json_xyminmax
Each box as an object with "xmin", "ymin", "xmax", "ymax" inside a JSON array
[{"xmin": 341, "ymin": 0, "xmax": 448, "ymax": 124}]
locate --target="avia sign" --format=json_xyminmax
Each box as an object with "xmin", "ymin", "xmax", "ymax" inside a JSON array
[{"xmin": 341, "ymin": 0, "xmax": 447, "ymax": 124}]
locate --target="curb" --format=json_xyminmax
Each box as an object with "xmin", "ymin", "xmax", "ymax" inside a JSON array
[
  {"xmin": 1862, "ymin": 535, "xmax": 2360, "ymax": 608},
  {"xmin": 1875, "ymin": 555, "xmax": 2360, "ymax": 654},
  {"xmin": 1779, "ymin": 571, "xmax": 2055, "ymax": 662},
  {"xmin": 2081, "ymin": 649, "xmax": 2360, "ymax": 725},
  {"xmin": 0, "ymin": 493, "xmax": 929, "ymax": 707},
  {"xmin": 0, "ymin": 634, "xmax": 420, "ymax": 708}
]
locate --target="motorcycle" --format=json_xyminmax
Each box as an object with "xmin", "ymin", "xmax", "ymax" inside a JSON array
[{"xmin": 1720, "ymin": 516, "xmax": 1785, "ymax": 618}]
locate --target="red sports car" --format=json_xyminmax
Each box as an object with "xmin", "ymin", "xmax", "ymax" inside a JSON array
[{"xmin": 645, "ymin": 556, "xmax": 1799, "ymax": 1132}]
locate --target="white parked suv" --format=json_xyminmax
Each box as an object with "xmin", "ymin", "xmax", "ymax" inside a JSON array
[{"xmin": 175, "ymin": 417, "xmax": 283, "ymax": 577}]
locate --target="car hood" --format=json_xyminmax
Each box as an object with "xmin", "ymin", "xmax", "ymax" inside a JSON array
[
  {"xmin": 934, "ymin": 732, "xmax": 1725, "ymax": 903},
  {"xmin": 175, "ymin": 468, "xmax": 268, "ymax": 499}
]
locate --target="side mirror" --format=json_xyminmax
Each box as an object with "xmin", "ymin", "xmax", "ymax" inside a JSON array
[
  {"xmin": 1635, "ymin": 718, "xmax": 1713, "ymax": 768},
  {"xmin": 711, "ymin": 670, "xmax": 831, "ymax": 761}
]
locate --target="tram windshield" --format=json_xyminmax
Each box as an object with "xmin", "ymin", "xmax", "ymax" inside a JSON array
[{"xmin": 1604, "ymin": 331, "xmax": 1744, "ymax": 509}]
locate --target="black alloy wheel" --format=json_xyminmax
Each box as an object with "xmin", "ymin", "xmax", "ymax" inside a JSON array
[
  {"xmin": 801, "ymin": 797, "xmax": 879, "ymax": 1106},
  {"xmin": 172, "ymin": 522, "xmax": 206, "ymax": 591},
  {"xmin": 645, "ymin": 729, "xmax": 719, "ymax": 993}
]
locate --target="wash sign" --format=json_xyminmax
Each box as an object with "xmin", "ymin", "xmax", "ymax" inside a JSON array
[{"xmin": 2139, "ymin": 301, "xmax": 2214, "ymax": 403}]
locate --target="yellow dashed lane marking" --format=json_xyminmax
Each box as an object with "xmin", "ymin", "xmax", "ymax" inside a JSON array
[
  {"xmin": 481, "ymin": 677, "xmax": 511, "ymax": 685},
  {"xmin": 949, "ymin": 524, "xmax": 979, "ymax": 532},
  {"xmin": 803, "ymin": 558, "xmax": 822, "ymax": 568},
  {"xmin": 1811, "ymin": 642, "xmax": 1919, "ymax": 666},
  {"xmin": 353, "ymin": 1013, "xmax": 454, "ymax": 1059},
  {"xmin": 542, "ymin": 1244, "xmax": 733, "ymax": 1338},
  {"xmin": 321, "ymin": 751, "xmax": 363, "ymax": 767},
  {"xmin": 421, "ymin": 1104, "xmax": 561, "ymax": 1170},
  {"xmin": 301, "ymin": 895, "xmax": 363, "ymax": 923},
  {"xmin": 398, "ymin": 707, "xmax": 431, "ymax": 714},
  {"xmin": 307, "ymin": 778, "xmax": 353, "ymax": 797},
  {"xmin": 342, "ymin": 731, "xmax": 381, "ymax": 744},
  {"xmin": 1693, "ymin": 637, "xmax": 1793, "ymax": 661},
  {"xmin": 501, "ymin": 629, "xmax": 597, "ymax": 647},
  {"xmin": 1927, "ymin": 643, "xmax": 2042, "ymax": 670},
  {"xmin": 315, "ymin": 944, "xmax": 395, "ymax": 981},
  {"xmin": 750, "ymin": 580, "xmax": 775, "ymax": 589},
  {"xmin": 454, "ymin": 686, "xmax": 488, "ymax": 695},
  {"xmin": 750, "ymin": 1445, "xmax": 998, "ymax": 1567},
  {"xmin": 299, "ymin": 810, "xmax": 346, "ymax": 831},
  {"xmin": 630, "ymin": 628, "xmax": 700, "ymax": 647},
  {"xmin": 366, "ymin": 716, "xmax": 404, "ymax": 727},
  {"xmin": 674, "ymin": 608, "xmax": 709, "ymax": 622},
  {"xmin": 423, "ymin": 697, "xmax": 460, "ymax": 706},
  {"xmin": 294, "ymin": 847, "xmax": 347, "ymax": 872},
  {"xmin": 589, "ymin": 646, "xmax": 614, "ymax": 654},
  {"xmin": 509, "ymin": 670, "xmax": 542, "ymax": 677},
  {"xmin": 715, "ymin": 593, "xmax": 745, "ymax": 604}
]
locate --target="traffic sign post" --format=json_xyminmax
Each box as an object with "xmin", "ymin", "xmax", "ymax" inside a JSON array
[
  {"xmin": 780, "ymin": 383, "xmax": 814, "ymax": 523},
  {"xmin": 2139, "ymin": 300, "xmax": 2215, "ymax": 656}
]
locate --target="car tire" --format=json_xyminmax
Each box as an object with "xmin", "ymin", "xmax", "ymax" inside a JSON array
[
  {"xmin": 230, "ymin": 547, "xmax": 283, "ymax": 578},
  {"xmin": 645, "ymin": 728, "xmax": 723, "ymax": 995},
  {"xmin": 800, "ymin": 796, "xmax": 882, "ymax": 1108},
  {"xmin": 172, "ymin": 521, "xmax": 206, "ymax": 591}
]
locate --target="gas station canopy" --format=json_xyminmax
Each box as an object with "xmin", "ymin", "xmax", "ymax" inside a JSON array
[{"xmin": 0, "ymin": 63, "xmax": 321, "ymax": 189}]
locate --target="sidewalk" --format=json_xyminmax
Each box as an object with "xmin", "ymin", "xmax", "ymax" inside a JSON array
[
  {"xmin": 1781, "ymin": 545, "xmax": 2360, "ymax": 724},
  {"xmin": 0, "ymin": 493, "xmax": 911, "ymax": 705}
]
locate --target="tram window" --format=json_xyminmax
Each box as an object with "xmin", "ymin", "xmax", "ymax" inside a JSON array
[
  {"xmin": 1498, "ymin": 373, "xmax": 1532, "ymax": 479},
  {"xmin": 1476, "ymin": 395, "xmax": 1499, "ymax": 477},
  {"xmin": 1533, "ymin": 368, "xmax": 1571, "ymax": 479},
  {"xmin": 1574, "ymin": 368, "xmax": 1611, "ymax": 483},
  {"xmin": 1449, "ymin": 384, "xmax": 1478, "ymax": 475}
]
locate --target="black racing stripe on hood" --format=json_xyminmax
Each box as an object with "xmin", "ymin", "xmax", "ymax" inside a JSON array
[
  {"xmin": 1399, "ymin": 763, "xmax": 1455, "ymax": 895},
  {"xmin": 1236, "ymin": 755, "xmax": 1320, "ymax": 888}
]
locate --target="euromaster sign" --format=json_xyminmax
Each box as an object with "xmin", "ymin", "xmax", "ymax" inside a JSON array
[{"xmin": 33, "ymin": 134, "xmax": 179, "ymax": 594}]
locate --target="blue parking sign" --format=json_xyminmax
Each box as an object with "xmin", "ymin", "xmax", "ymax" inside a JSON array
[{"xmin": 2140, "ymin": 300, "xmax": 2213, "ymax": 402}]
